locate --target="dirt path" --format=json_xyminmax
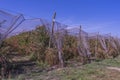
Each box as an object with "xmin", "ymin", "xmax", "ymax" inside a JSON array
[{"xmin": 107, "ymin": 67, "xmax": 120, "ymax": 72}]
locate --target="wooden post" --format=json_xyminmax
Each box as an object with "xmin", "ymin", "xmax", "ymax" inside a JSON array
[
  {"xmin": 52, "ymin": 12, "xmax": 56, "ymax": 36},
  {"xmin": 80, "ymin": 25, "xmax": 82, "ymax": 41},
  {"xmin": 78, "ymin": 25, "xmax": 82, "ymax": 55},
  {"xmin": 58, "ymin": 49, "xmax": 64, "ymax": 67},
  {"xmin": 49, "ymin": 12, "xmax": 56, "ymax": 48},
  {"xmin": 78, "ymin": 25, "xmax": 85, "ymax": 64},
  {"xmin": 79, "ymin": 25, "xmax": 83, "ymax": 50},
  {"xmin": 49, "ymin": 12, "xmax": 64, "ymax": 67},
  {"xmin": 95, "ymin": 32, "xmax": 99, "ymax": 58},
  {"xmin": 80, "ymin": 25, "xmax": 86, "ymax": 64}
]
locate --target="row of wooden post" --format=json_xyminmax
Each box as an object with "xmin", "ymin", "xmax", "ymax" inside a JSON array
[{"xmin": 49, "ymin": 12, "xmax": 118, "ymax": 67}]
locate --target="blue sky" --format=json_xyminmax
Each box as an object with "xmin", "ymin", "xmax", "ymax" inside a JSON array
[{"xmin": 0, "ymin": 0, "xmax": 120, "ymax": 36}]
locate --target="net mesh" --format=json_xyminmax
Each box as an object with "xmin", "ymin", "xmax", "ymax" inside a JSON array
[{"xmin": 0, "ymin": 9, "xmax": 120, "ymax": 62}]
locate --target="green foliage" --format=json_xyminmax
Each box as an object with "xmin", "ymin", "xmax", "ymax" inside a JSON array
[
  {"xmin": 8, "ymin": 56, "xmax": 120, "ymax": 80},
  {"xmin": 0, "ymin": 25, "xmax": 120, "ymax": 66},
  {"xmin": 45, "ymin": 48, "xmax": 59, "ymax": 66},
  {"xmin": 63, "ymin": 34, "xmax": 78, "ymax": 61},
  {"xmin": 1, "ymin": 25, "xmax": 50, "ymax": 63}
]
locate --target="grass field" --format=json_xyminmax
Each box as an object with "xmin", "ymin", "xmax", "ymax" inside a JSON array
[
  {"xmin": 12, "ymin": 56, "xmax": 120, "ymax": 80},
  {"xmin": 1, "ymin": 26, "xmax": 120, "ymax": 80}
]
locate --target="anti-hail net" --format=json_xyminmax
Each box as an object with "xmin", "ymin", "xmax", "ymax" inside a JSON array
[
  {"xmin": 98, "ymin": 35, "xmax": 108, "ymax": 52},
  {"xmin": 0, "ymin": 10, "xmax": 24, "ymax": 44},
  {"xmin": 0, "ymin": 9, "xmax": 120, "ymax": 61}
]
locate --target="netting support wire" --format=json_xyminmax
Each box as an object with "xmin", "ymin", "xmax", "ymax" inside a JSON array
[
  {"xmin": 0, "ymin": 14, "xmax": 25, "ymax": 46},
  {"xmin": 6, "ymin": 14, "xmax": 24, "ymax": 34},
  {"xmin": 0, "ymin": 20, "xmax": 6, "ymax": 27}
]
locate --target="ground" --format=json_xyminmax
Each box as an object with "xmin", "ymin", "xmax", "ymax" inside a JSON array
[{"xmin": 10, "ymin": 56, "xmax": 120, "ymax": 80}]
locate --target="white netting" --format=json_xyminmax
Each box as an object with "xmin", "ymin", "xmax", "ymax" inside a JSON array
[
  {"xmin": 108, "ymin": 36, "xmax": 118, "ymax": 50},
  {"xmin": 115, "ymin": 37, "xmax": 120, "ymax": 48},
  {"xmin": 98, "ymin": 35, "xmax": 108, "ymax": 52},
  {"xmin": 76, "ymin": 27, "xmax": 91, "ymax": 58},
  {"xmin": 0, "ymin": 9, "xmax": 120, "ymax": 61},
  {"xmin": 0, "ymin": 10, "xmax": 24, "ymax": 44}
]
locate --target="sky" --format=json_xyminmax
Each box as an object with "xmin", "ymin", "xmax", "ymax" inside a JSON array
[{"xmin": 0, "ymin": 0, "xmax": 120, "ymax": 36}]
